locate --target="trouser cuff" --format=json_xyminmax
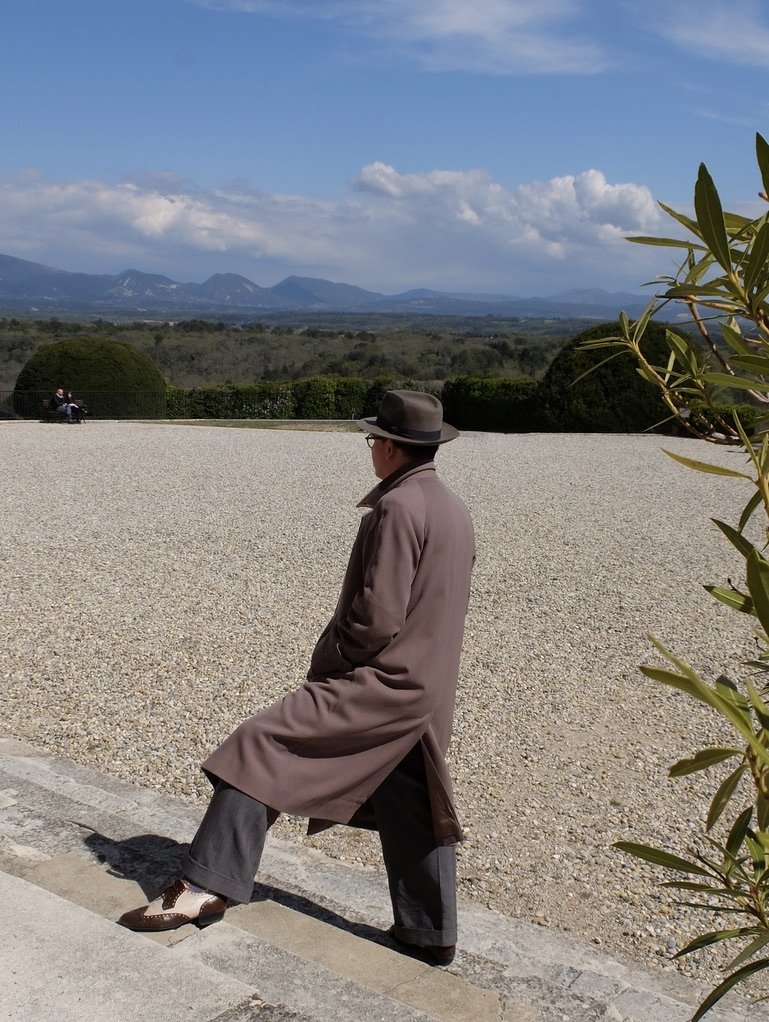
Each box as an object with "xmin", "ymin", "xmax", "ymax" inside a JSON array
[
  {"xmin": 182, "ymin": 850, "xmax": 255, "ymax": 904},
  {"xmin": 391, "ymin": 922, "xmax": 457, "ymax": 947}
]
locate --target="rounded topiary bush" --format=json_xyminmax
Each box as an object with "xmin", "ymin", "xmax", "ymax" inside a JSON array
[
  {"xmin": 532, "ymin": 320, "xmax": 673, "ymax": 433},
  {"xmin": 14, "ymin": 337, "xmax": 167, "ymax": 419}
]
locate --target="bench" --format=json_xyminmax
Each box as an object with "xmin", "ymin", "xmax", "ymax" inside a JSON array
[{"xmin": 41, "ymin": 398, "xmax": 87, "ymax": 424}]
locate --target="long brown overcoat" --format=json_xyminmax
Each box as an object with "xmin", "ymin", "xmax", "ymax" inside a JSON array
[{"xmin": 202, "ymin": 460, "xmax": 475, "ymax": 844}]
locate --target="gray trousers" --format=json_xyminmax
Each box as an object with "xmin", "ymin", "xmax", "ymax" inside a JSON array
[{"xmin": 182, "ymin": 744, "xmax": 457, "ymax": 947}]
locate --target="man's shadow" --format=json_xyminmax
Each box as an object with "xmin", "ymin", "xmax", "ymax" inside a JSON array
[{"xmin": 83, "ymin": 829, "xmax": 390, "ymax": 947}]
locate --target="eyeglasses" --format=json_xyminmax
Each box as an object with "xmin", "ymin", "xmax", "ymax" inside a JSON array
[{"xmin": 365, "ymin": 434, "xmax": 378, "ymax": 449}]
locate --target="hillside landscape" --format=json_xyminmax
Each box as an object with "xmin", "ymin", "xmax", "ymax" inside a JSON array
[{"xmin": 0, "ymin": 252, "xmax": 651, "ymax": 320}]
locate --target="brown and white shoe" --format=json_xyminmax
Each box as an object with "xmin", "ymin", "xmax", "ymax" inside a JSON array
[{"xmin": 118, "ymin": 878, "xmax": 227, "ymax": 932}]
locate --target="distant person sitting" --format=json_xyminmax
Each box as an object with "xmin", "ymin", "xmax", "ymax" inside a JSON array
[{"xmin": 53, "ymin": 387, "xmax": 83, "ymax": 423}]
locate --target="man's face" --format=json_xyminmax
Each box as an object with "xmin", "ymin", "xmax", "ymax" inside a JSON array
[{"xmin": 370, "ymin": 436, "xmax": 390, "ymax": 479}]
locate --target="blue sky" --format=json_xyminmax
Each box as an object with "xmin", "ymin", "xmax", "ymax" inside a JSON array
[{"xmin": 2, "ymin": 0, "xmax": 769, "ymax": 295}]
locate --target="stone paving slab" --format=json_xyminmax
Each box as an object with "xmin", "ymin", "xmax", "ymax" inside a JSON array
[{"xmin": 0, "ymin": 872, "xmax": 258, "ymax": 1022}]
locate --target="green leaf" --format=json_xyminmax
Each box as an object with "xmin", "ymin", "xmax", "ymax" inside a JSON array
[
  {"xmin": 745, "ymin": 220, "xmax": 769, "ymax": 294},
  {"xmin": 715, "ymin": 678, "xmax": 752, "ymax": 719},
  {"xmin": 720, "ymin": 322, "xmax": 752, "ymax": 356},
  {"xmin": 675, "ymin": 901, "xmax": 750, "ymax": 915},
  {"xmin": 643, "ymin": 644, "xmax": 769, "ymax": 768},
  {"xmin": 757, "ymin": 133, "xmax": 769, "ymax": 202},
  {"xmin": 753, "ymin": 281, "xmax": 769, "ymax": 308},
  {"xmin": 705, "ymin": 371, "xmax": 769, "ymax": 393},
  {"xmin": 727, "ymin": 807, "xmax": 754, "ymax": 859},
  {"xmin": 660, "ymin": 881, "xmax": 728, "ymax": 892},
  {"xmin": 695, "ymin": 151, "xmax": 728, "ymax": 253},
  {"xmin": 626, "ymin": 235, "xmax": 707, "ymax": 250},
  {"xmin": 759, "ymin": 796, "xmax": 769, "ymax": 831},
  {"xmin": 692, "ymin": 958, "xmax": 769, "ymax": 1021},
  {"xmin": 662, "ymin": 449, "xmax": 752, "ymax": 479},
  {"xmin": 686, "ymin": 262, "xmax": 718, "ymax": 289},
  {"xmin": 712, "ymin": 518, "xmax": 759, "ymax": 559},
  {"xmin": 664, "ymin": 282, "xmax": 731, "ymax": 299},
  {"xmin": 630, "ymin": 300, "xmax": 659, "ymax": 344},
  {"xmin": 613, "ymin": 842, "xmax": 712, "ymax": 876},
  {"xmin": 729, "ymin": 933, "xmax": 769, "ymax": 971},
  {"xmin": 746, "ymin": 550, "xmax": 769, "ymax": 636},
  {"xmin": 704, "ymin": 586, "xmax": 754, "ymax": 614},
  {"xmin": 755, "ymin": 830, "xmax": 769, "ymax": 850},
  {"xmin": 746, "ymin": 835, "xmax": 768, "ymax": 873},
  {"xmin": 669, "ymin": 748, "xmax": 743, "ymax": 777},
  {"xmin": 666, "ymin": 331, "xmax": 703, "ymax": 375},
  {"xmin": 640, "ymin": 665, "xmax": 710, "ymax": 704},
  {"xmin": 724, "ymin": 211, "xmax": 755, "ymax": 232},
  {"xmin": 730, "ymin": 353, "xmax": 769, "ymax": 375},
  {"xmin": 706, "ymin": 764, "xmax": 747, "ymax": 831},
  {"xmin": 659, "ymin": 200, "xmax": 702, "ymax": 236},
  {"xmin": 746, "ymin": 680, "xmax": 769, "ymax": 729},
  {"xmin": 715, "ymin": 674, "xmax": 745, "ymax": 699},
  {"xmin": 675, "ymin": 928, "xmax": 759, "ymax": 958},
  {"xmin": 634, "ymin": 362, "xmax": 663, "ymax": 387},
  {"xmin": 739, "ymin": 489, "xmax": 764, "ymax": 533}
]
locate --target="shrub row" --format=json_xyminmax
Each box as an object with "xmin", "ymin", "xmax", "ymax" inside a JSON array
[
  {"xmin": 441, "ymin": 377, "xmax": 537, "ymax": 431},
  {"xmin": 166, "ymin": 377, "xmax": 410, "ymax": 421},
  {"xmin": 165, "ymin": 373, "xmax": 762, "ymax": 437}
]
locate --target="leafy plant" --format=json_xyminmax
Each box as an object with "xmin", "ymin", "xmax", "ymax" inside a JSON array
[{"xmin": 592, "ymin": 134, "xmax": 769, "ymax": 1019}]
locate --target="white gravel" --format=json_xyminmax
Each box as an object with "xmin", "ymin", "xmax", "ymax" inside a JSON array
[{"xmin": 1, "ymin": 420, "xmax": 764, "ymax": 990}]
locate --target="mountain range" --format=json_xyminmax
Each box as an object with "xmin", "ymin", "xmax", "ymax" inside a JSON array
[{"xmin": 0, "ymin": 252, "xmax": 650, "ymax": 320}]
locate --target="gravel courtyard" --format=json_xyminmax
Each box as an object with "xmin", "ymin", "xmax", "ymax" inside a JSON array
[{"xmin": 1, "ymin": 420, "xmax": 761, "ymax": 988}]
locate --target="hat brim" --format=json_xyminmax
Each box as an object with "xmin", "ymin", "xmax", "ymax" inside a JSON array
[{"xmin": 355, "ymin": 417, "xmax": 459, "ymax": 444}]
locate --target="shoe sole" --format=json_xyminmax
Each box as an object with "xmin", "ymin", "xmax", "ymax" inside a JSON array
[{"xmin": 196, "ymin": 911, "xmax": 225, "ymax": 929}]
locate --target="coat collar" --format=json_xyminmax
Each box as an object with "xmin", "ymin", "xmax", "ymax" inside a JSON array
[{"xmin": 357, "ymin": 461, "xmax": 436, "ymax": 509}]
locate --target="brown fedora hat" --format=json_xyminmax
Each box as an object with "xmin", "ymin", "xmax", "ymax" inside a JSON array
[{"xmin": 356, "ymin": 390, "xmax": 459, "ymax": 445}]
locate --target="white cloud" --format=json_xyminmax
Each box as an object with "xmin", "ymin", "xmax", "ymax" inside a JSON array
[
  {"xmin": 195, "ymin": 0, "xmax": 609, "ymax": 73},
  {"xmin": 199, "ymin": 0, "xmax": 769, "ymax": 73},
  {"xmin": 641, "ymin": 0, "xmax": 769, "ymax": 67},
  {"xmin": 0, "ymin": 165, "xmax": 664, "ymax": 294}
]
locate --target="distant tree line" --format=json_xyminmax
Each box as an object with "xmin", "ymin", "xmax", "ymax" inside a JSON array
[{"xmin": 0, "ymin": 314, "xmax": 575, "ymax": 393}]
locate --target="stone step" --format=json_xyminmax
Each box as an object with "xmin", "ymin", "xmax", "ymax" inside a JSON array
[
  {"xmin": 0, "ymin": 736, "xmax": 755, "ymax": 1022},
  {"xmin": 0, "ymin": 871, "xmax": 283, "ymax": 1022}
]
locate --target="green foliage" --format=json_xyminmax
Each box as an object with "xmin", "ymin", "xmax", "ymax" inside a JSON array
[
  {"xmin": 170, "ymin": 383, "xmax": 296, "ymax": 419},
  {"xmin": 13, "ymin": 336, "xmax": 167, "ymax": 418},
  {"xmin": 359, "ymin": 377, "xmax": 401, "ymax": 417},
  {"xmin": 442, "ymin": 376, "xmax": 537, "ymax": 431},
  {"xmin": 533, "ymin": 321, "xmax": 673, "ymax": 432},
  {"xmin": 610, "ymin": 134, "xmax": 769, "ymax": 1019},
  {"xmin": 165, "ymin": 384, "xmax": 189, "ymax": 419},
  {"xmin": 294, "ymin": 377, "xmax": 357, "ymax": 418},
  {"xmin": 162, "ymin": 378, "xmax": 404, "ymax": 421},
  {"xmin": 0, "ymin": 315, "xmax": 572, "ymax": 393}
]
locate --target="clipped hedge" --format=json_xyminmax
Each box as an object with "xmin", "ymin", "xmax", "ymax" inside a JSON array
[
  {"xmin": 442, "ymin": 376, "xmax": 537, "ymax": 431},
  {"xmin": 164, "ymin": 377, "xmax": 413, "ymax": 421},
  {"xmin": 294, "ymin": 377, "xmax": 354, "ymax": 418},
  {"xmin": 168, "ymin": 382, "xmax": 297, "ymax": 420}
]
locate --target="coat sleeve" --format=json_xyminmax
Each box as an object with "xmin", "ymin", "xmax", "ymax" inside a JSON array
[{"xmin": 309, "ymin": 496, "xmax": 423, "ymax": 676}]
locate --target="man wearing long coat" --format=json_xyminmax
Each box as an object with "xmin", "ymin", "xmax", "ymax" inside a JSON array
[{"xmin": 120, "ymin": 391, "xmax": 475, "ymax": 963}]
